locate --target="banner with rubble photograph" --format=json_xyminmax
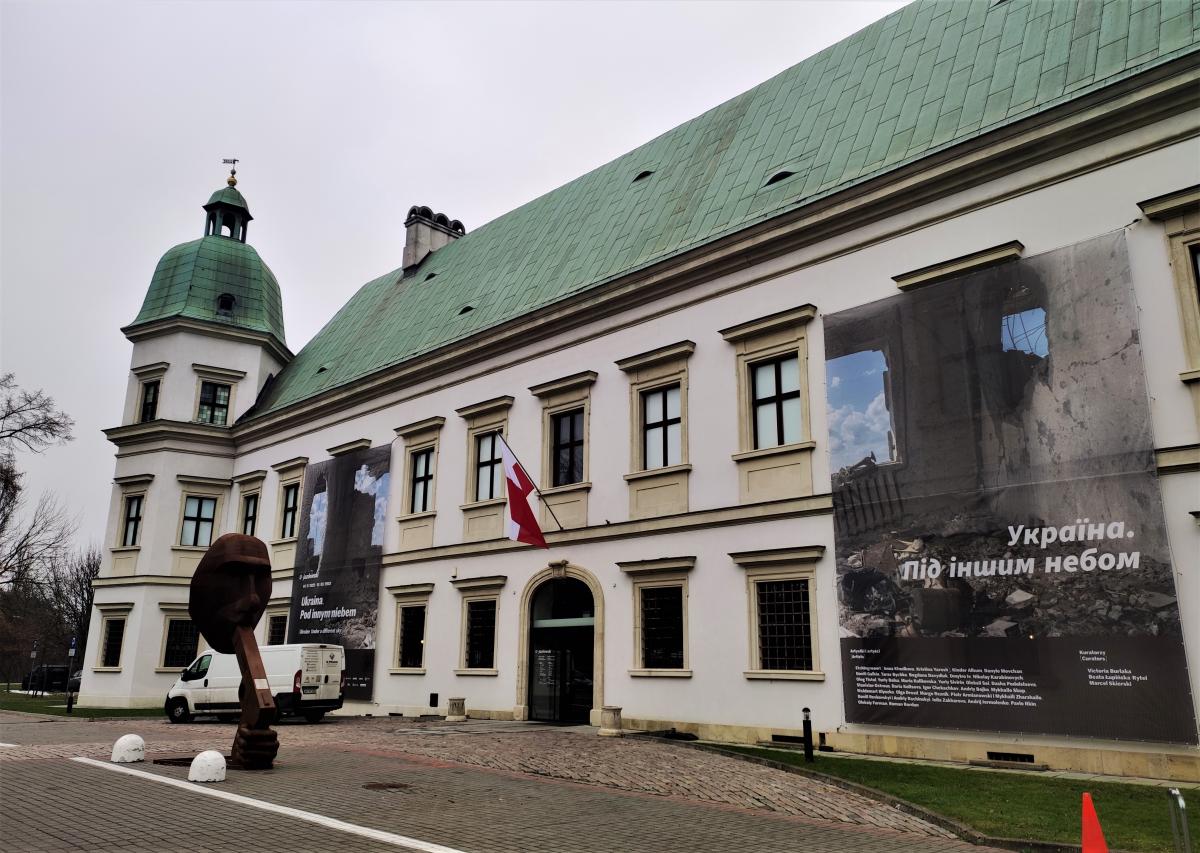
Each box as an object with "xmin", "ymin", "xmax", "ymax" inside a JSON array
[
  {"xmin": 825, "ymin": 232, "xmax": 1196, "ymax": 743},
  {"xmin": 288, "ymin": 445, "xmax": 390, "ymax": 700}
]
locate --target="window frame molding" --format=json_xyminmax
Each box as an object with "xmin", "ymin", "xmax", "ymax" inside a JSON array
[
  {"xmin": 112, "ymin": 474, "xmax": 153, "ymax": 554},
  {"xmin": 395, "ymin": 417, "xmax": 445, "ymax": 551},
  {"xmin": 131, "ymin": 362, "xmax": 168, "ymax": 424},
  {"xmin": 730, "ymin": 546, "xmax": 825, "ymax": 681},
  {"xmin": 617, "ymin": 341, "xmax": 694, "ymax": 519},
  {"xmin": 618, "ymin": 556, "xmax": 694, "ymax": 677},
  {"xmin": 720, "ymin": 306, "xmax": 818, "ymax": 504},
  {"xmin": 93, "ymin": 602, "xmax": 134, "ymax": 672},
  {"xmin": 530, "ymin": 371, "xmax": 596, "ymax": 529},
  {"xmin": 233, "ymin": 469, "xmax": 266, "ymax": 538},
  {"xmin": 269, "ymin": 457, "xmax": 308, "ymax": 546},
  {"xmin": 263, "ymin": 596, "xmax": 290, "ymax": 646},
  {"xmin": 1139, "ymin": 186, "xmax": 1200, "ymax": 425},
  {"xmin": 387, "ymin": 582, "xmax": 434, "ymax": 674},
  {"xmin": 452, "ymin": 575, "xmax": 505, "ymax": 676},
  {"xmin": 456, "ymin": 397, "xmax": 513, "ymax": 542},
  {"xmin": 191, "ymin": 364, "xmax": 243, "ymax": 427},
  {"xmin": 172, "ymin": 475, "xmax": 228, "ymax": 551},
  {"xmin": 891, "ymin": 241, "xmax": 1025, "ymax": 291},
  {"xmin": 157, "ymin": 602, "xmax": 201, "ymax": 673}
]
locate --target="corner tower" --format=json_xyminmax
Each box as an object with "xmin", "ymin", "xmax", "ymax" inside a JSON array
[{"xmin": 80, "ymin": 169, "xmax": 293, "ymax": 709}]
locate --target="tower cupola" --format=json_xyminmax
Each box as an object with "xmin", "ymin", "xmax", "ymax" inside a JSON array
[{"xmin": 203, "ymin": 167, "xmax": 253, "ymax": 242}]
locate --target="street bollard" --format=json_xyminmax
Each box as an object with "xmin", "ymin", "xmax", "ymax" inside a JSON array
[
  {"xmin": 1168, "ymin": 787, "xmax": 1191, "ymax": 853},
  {"xmin": 802, "ymin": 707, "xmax": 814, "ymax": 763}
]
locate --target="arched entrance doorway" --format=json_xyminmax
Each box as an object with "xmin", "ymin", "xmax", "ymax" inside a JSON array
[{"xmin": 527, "ymin": 577, "xmax": 595, "ymax": 723}]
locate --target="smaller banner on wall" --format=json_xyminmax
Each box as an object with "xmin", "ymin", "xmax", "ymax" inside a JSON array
[{"xmin": 287, "ymin": 445, "xmax": 390, "ymax": 700}]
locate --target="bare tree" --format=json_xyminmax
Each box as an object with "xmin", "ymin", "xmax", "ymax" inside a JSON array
[
  {"xmin": 0, "ymin": 373, "xmax": 74, "ymax": 456},
  {"xmin": 0, "ymin": 374, "xmax": 76, "ymax": 587},
  {"xmin": 48, "ymin": 545, "xmax": 101, "ymax": 656}
]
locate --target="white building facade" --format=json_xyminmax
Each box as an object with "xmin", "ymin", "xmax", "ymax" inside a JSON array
[{"xmin": 81, "ymin": 0, "xmax": 1200, "ymax": 781}]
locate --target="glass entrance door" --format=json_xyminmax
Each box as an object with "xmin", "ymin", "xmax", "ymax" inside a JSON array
[{"xmin": 527, "ymin": 578, "xmax": 594, "ymax": 724}]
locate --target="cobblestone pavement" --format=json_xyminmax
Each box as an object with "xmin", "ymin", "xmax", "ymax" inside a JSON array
[{"xmin": 0, "ymin": 711, "xmax": 999, "ymax": 852}]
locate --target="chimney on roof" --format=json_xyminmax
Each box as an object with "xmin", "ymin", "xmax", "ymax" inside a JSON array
[{"xmin": 403, "ymin": 206, "xmax": 465, "ymax": 271}]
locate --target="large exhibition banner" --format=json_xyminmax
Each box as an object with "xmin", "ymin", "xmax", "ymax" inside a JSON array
[
  {"xmin": 287, "ymin": 445, "xmax": 390, "ymax": 700},
  {"xmin": 825, "ymin": 232, "xmax": 1197, "ymax": 744}
]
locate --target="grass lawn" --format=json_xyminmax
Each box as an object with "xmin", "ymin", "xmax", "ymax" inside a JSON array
[
  {"xmin": 0, "ymin": 688, "xmax": 162, "ymax": 718},
  {"xmin": 722, "ymin": 746, "xmax": 1198, "ymax": 853}
]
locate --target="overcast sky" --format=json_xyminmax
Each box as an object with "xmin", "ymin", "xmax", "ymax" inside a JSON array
[{"xmin": 1, "ymin": 0, "xmax": 905, "ymax": 548}]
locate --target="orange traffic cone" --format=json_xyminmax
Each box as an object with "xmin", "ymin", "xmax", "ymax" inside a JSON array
[{"xmin": 1082, "ymin": 792, "xmax": 1109, "ymax": 853}]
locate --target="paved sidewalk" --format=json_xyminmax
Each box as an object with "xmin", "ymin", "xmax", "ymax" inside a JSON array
[{"xmin": 0, "ymin": 713, "xmax": 999, "ymax": 852}]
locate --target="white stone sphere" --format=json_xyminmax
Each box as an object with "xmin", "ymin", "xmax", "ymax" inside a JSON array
[
  {"xmin": 188, "ymin": 749, "xmax": 226, "ymax": 783},
  {"xmin": 111, "ymin": 734, "xmax": 145, "ymax": 763}
]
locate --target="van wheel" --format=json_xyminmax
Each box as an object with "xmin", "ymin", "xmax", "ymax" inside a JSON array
[
  {"xmin": 167, "ymin": 699, "xmax": 192, "ymax": 724},
  {"xmin": 303, "ymin": 711, "xmax": 324, "ymax": 724}
]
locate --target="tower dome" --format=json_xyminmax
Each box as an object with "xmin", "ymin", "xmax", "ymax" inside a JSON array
[{"xmin": 126, "ymin": 177, "xmax": 285, "ymax": 346}]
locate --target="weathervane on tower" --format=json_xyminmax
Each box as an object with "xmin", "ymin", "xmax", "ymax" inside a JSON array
[{"xmin": 222, "ymin": 157, "xmax": 239, "ymax": 187}]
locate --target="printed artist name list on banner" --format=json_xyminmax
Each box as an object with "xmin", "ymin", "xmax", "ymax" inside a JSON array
[{"xmin": 852, "ymin": 662, "xmax": 1043, "ymax": 710}]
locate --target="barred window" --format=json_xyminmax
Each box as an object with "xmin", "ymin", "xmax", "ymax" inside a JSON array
[
  {"xmin": 640, "ymin": 586, "xmax": 684, "ymax": 669},
  {"xmin": 180, "ymin": 496, "xmax": 217, "ymax": 547},
  {"xmin": 410, "ymin": 448, "xmax": 433, "ymax": 513},
  {"xmin": 551, "ymin": 408, "xmax": 584, "ymax": 486},
  {"xmin": 280, "ymin": 483, "xmax": 299, "ymax": 538},
  {"xmin": 750, "ymin": 354, "xmax": 801, "ymax": 448},
  {"xmin": 122, "ymin": 494, "xmax": 143, "ymax": 547},
  {"xmin": 242, "ymin": 493, "xmax": 258, "ymax": 536},
  {"xmin": 101, "ymin": 618, "xmax": 125, "ymax": 668},
  {"xmin": 756, "ymin": 579, "xmax": 813, "ymax": 671},
  {"xmin": 474, "ymin": 432, "xmax": 503, "ymax": 501},
  {"xmin": 267, "ymin": 614, "xmax": 287, "ymax": 645},
  {"xmin": 398, "ymin": 605, "xmax": 427, "ymax": 669},
  {"xmin": 465, "ymin": 599, "xmax": 496, "ymax": 669},
  {"xmin": 163, "ymin": 618, "xmax": 200, "ymax": 668},
  {"xmin": 197, "ymin": 381, "xmax": 230, "ymax": 425},
  {"xmin": 140, "ymin": 380, "xmax": 159, "ymax": 422}
]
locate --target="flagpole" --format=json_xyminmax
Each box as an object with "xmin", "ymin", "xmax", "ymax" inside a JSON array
[{"xmin": 495, "ymin": 432, "xmax": 565, "ymax": 532}]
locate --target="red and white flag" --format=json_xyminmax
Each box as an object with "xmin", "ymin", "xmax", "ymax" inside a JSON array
[{"xmin": 501, "ymin": 439, "xmax": 548, "ymax": 548}]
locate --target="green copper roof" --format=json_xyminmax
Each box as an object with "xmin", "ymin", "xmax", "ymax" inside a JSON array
[
  {"xmin": 206, "ymin": 186, "xmax": 250, "ymax": 214},
  {"xmin": 256, "ymin": 0, "xmax": 1200, "ymax": 416},
  {"xmin": 130, "ymin": 236, "xmax": 285, "ymax": 343}
]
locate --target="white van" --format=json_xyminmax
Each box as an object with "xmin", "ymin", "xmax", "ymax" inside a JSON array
[{"xmin": 165, "ymin": 644, "xmax": 344, "ymax": 724}]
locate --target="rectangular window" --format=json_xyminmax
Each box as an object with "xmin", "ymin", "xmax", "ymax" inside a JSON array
[
  {"xmin": 280, "ymin": 483, "xmax": 299, "ymax": 538},
  {"xmin": 180, "ymin": 496, "xmax": 217, "ymax": 547},
  {"xmin": 474, "ymin": 432, "xmax": 503, "ymax": 501},
  {"xmin": 551, "ymin": 408, "xmax": 585, "ymax": 486},
  {"xmin": 163, "ymin": 618, "xmax": 200, "ymax": 668},
  {"xmin": 197, "ymin": 381, "xmax": 231, "ymax": 425},
  {"xmin": 101, "ymin": 618, "xmax": 125, "ymax": 668},
  {"xmin": 267, "ymin": 614, "xmax": 287, "ymax": 646},
  {"xmin": 139, "ymin": 380, "xmax": 159, "ymax": 422},
  {"xmin": 122, "ymin": 495, "xmax": 143, "ymax": 547},
  {"xmin": 642, "ymin": 385, "xmax": 681, "ymax": 469},
  {"xmin": 241, "ymin": 493, "xmax": 258, "ymax": 536},
  {"xmin": 756, "ymin": 579, "xmax": 813, "ymax": 671},
  {"xmin": 640, "ymin": 586, "xmax": 684, "ymax": 669},
  {"xmin": 398, "ymin": 605, "xmax": 427, "ymax": 669},
  {"xmin": 410, "ymin": 448, "xmax": 433, "ymax": 513},
  {"xmin": 465, "ymin": 599, "xmax": 496, "ymax": 669},
  {"xmin": 751, "ymin": 354, "xmax": 801, "ymax": 449}
]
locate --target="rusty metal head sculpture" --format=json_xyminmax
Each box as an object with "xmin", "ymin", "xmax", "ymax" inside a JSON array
[{"xmin": 189, "ymin": 533, "xmax": 273, "ymax": 654}]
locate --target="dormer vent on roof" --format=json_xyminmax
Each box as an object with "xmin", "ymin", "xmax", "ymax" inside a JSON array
[{"xmin": 403, "ymin": 205, "xmax": 466, "ymax": 272}]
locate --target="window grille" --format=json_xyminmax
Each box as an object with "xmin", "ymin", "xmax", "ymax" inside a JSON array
[{"xmin": 756, "ymin": 579, "xmax": 812, "ymax": 671}]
